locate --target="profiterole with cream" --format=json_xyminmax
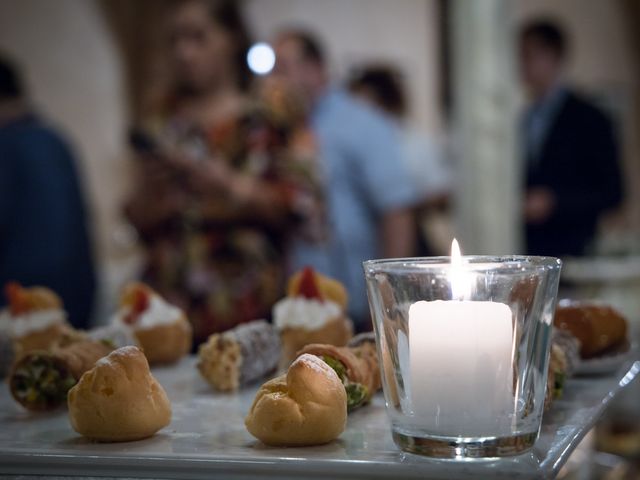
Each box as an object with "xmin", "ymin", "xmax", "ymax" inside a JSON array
[
  {"xmin": 273, "ymin": 267, "xmax": 353, "ymax": 365},
  {"xmin": 111, "ymin": 283, "xmax": 192, "ymax": 365}
]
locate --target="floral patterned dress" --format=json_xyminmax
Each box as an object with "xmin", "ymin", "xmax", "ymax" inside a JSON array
[{"xmin": 136, "ymin": 93, "xmax": 323, "ymax": 345}]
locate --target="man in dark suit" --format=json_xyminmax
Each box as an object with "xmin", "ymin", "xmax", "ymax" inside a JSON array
[
  {"xmin": 519, "ymin": 20, "xmax": 623, "ymax": 257},
  {"xmin": 0, "ymin": 55, "xmax": 96, "ymax": 328}
]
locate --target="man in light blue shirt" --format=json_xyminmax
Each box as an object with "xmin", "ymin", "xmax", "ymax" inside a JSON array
[{"xmin": 273, "ymin": 31, "xmax": 419, "ymax": 328}]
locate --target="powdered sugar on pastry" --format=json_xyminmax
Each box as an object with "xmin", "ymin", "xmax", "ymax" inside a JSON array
[
  {"xmin": 294, "ymin": 353, "xmax": 336, "ymax": 376},
  {"xmin": 96, "ymin": 345, "xmax": 140, "ymax": 368},
  {"xmin": 273, "ymin": 297, "xmax": 341, "ymax": 331},
  {"xmin": 112, "ymin": 295, "xmax": 182, "ymax": 330},
  {"xmin": 0, "ymin": 308, "xmax": 66, "ymax": 337}
]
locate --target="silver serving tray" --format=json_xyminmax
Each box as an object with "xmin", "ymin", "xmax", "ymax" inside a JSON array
[{"xmin": 0, "ymin": 357, "xmax": 638, "ymax": 480}]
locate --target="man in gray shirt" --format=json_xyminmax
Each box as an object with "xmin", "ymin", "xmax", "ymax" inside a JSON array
[{"xmin": 272, "ymin": 30, "xmax": 419, "ymax": 329}]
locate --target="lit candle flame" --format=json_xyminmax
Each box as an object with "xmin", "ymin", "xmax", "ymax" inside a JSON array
[
  {"xmin": 450, "ymin": 238, "xmax": 469, "ymax": 300},
  {"xmin": 451, "ymin": 238, "xmax": 462, "ymax": 268}
]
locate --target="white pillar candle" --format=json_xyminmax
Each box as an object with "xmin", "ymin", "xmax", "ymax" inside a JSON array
[
  {"xmin": 406, "ymin": 240, "xmax": 515, "ymax": 437},
  {"xmin": 408, "ymin": 300, "xmax": 514, "ymax": 436}
]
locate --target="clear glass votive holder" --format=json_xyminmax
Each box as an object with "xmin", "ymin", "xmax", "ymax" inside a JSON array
[{"xmin": 363, "ymin": 256, "xmax": 562, "ymax": 459}]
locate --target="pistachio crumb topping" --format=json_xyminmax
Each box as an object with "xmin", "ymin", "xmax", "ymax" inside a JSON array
[{"xmin": 321, "ymin": 355, "xmax": 369, "ymax": 411}]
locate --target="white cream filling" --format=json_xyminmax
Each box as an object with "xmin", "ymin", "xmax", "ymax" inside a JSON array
[
  {"xmin": 112, "ymin": 294, "xmax": 183, "ymax": 330},
  {"xmin": 273, "ymin": 297, "xmax": 342, "ymax": 331},
  {"xmin": 0, "ymin": 308, "xmax": 66, "ymax": 337}
]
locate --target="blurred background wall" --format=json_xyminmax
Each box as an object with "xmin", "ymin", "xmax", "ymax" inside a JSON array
[{"xmin": 0, "ymin": 0, "xmax": 638, "ymax": 316}]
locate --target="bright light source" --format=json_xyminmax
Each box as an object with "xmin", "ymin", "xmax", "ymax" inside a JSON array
[{"xmin": 247, "ymin": 42, "xmax": 275, "ymax": 75}]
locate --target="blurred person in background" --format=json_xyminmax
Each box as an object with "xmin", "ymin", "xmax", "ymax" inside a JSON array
[
  {"xmin": 0, "ymin": 55, "xmax": 96, "ymax": 328},
  {"xmin": 125, "ymin": 0, "xmax": 322, "ymax": 345},
  {"xmin": 272, "ymin": 31, "xmax": 420, "ymax": 330},
  {"xmin": 519, "ymin": 19, "xmax": 623, "ymax": 257},
  {"xmin": 348, "ymin": 65, "xmax": 451, "ymax": 256}
]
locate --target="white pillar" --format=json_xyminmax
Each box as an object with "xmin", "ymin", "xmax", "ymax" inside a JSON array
[{"xmin": 451, "ymin": 0, "xmax": 522, "ymax": 255}]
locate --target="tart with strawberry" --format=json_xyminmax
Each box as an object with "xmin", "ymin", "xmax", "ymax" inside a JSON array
[
  {"xmin": 0, "ymin": 282, "xmax": 74, "ymax": 354},
  {"xmin": 111, "ymin": 283, "xmax": 192, "ymax": 365},
  {"xmin": 273, "ymin": 267, "xmax": 353, "ymax": 365}
]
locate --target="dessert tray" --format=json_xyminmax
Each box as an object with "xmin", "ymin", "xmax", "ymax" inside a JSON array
[{"xmin": 1, "ymin": 357, "xmax": 638, "ymax": 480}]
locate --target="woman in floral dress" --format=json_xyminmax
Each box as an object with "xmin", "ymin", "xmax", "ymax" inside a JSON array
[{"xmin": 125, "ymin": 0, "xmax": 322, "ymax": 345}]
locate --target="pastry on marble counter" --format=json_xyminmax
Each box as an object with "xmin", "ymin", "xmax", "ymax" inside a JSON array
[
  {"xmin": 544, "ymin": 342, "xmax": 569, "ymax": 411},
  {"xmin": 544, "ymin": 324, "xmax": 588, "ymax": 411},
  {"xmin": 245, "ymin": 353, "xmax": 347, "ymax": 446},
  {"xmin": 554, "ymin": 301, "xmax": 628, "ymax": 358},
  {"xmin": 9, "ymin": 337, "xmax": 113, "ymax": 411},
  {"xmin": 197, "ymin": 320, "xmax": 280, "ymax": 391},
  {"xmin": 68, "ymin": 346, "xmax": 171, "ymax": 442},
  {"xmin": 274, "ymin": 267, "xmax": 353, "ymax": 365},
  {"xmin": 551, "ymin": 328, "xmax": 580, "ymax": 376},
  {"xmin": 111, "ymin": 282, "xmax": 192, "ymax": 365},
  {"xmin": 1, "ymin": 282, "xmax": 75, "ymax": 354},
  {"xmin": 297, "ymin": 341, "xmax": 381, "ymax": 411}
]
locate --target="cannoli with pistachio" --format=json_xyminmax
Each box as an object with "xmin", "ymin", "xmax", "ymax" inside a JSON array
[
  {"xmin": 297, "ymin": 341, "xmax": 381, "ymax": 411},
  {"xmin": 544, "ymin": 343, "xmax": 568, "ymax": 411},
  {"xmin": 9, "ymin": 338, "xmax": 113, "ymax": 411}
]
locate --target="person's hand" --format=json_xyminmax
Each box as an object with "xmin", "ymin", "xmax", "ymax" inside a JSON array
[
  {"xmin": 524, "ymin": 187, "xmax": 556, "ymax": 224},
  {"xmin": 185, "ymin": 158, "xmax": 234, "ymax": 194},
  {"xmin": 127, "ymin": 154, "xmax": 190, "ymax": 228},
  {"xmin": 137, "ymin": 154, "xmax": 180, "ymax": 193}
]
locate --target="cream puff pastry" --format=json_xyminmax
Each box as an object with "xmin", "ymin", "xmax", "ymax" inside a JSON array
[
  {"xmin": 245, "ymin": 353, "xmax": 347, "ymax": 446},
  {"xmin": 68, "ymin": 346, "xmax": 171, "ymax": 442}
]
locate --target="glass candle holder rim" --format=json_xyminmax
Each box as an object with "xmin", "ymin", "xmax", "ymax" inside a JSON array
[{"xmin": 363, "ymin": 255, "xmax": 562, "ymax": 275}]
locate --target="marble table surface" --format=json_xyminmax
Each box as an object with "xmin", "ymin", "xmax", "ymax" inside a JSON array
[{"xmin": 0, "ymin": 356, "xmax": 638, "ymax": 480}]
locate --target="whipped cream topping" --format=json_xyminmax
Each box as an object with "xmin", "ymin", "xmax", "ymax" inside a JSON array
[
  {"xmin": 0, "ymin": 308, "xmax": 66, "ymax": 337},
  {"xmin": 273, "ymin": 297, "xmax": 341, "ymax": 331},
  {"xmin": 112, "ymin": 294, "xmax": 182, "ymax": 330}
]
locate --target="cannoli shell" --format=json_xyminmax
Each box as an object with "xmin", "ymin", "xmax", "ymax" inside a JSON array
[
  {"xmin": 51, "ymin": 339, "xmax": 114, "ymax": 380},
  {"xmin": 198, "ymin": 320, "xmax": 280, "ymax": 392},
  {"xmin": 297, "ymin": 343, "xmax": 380, "ymax": 399},
  {"xmin": 14, "ymin": 322, "xmax": 76, "ymax": 354},
  {"xmin": 9, "ymin": 339, "xmax": 113, "ymax": 411},
  {"xmin": 198, "ymin": 333, "xmax": 242, "ymax": 391}
]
